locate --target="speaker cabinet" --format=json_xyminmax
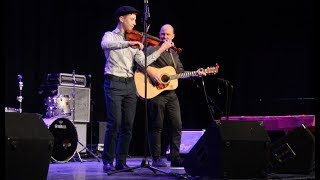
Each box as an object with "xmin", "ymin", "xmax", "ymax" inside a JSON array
[
  {"xmin": 183, "ymin": 120, "xmax": 271, "ymax": 179},
  {"xmin": 269, "ymin": 124, "xmax": 315, "ymax": 174},
  {"xmin": 5, "ymin": 112, "xmax": 54, "ymax": 180},
  {"xmin": 57, "ymin": 86, "xmax": 91, "ymax": 123}
]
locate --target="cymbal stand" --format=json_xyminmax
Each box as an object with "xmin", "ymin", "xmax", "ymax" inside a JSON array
[
  {"xmin": 87, "ymin": 74, "xmax": 95, "ymax": 152},
  {"xmin": 70, "ymin": 70, "xmax": 100, "ymax": 163},
  {"xmin": 17, "ymin": 75, "xmax": 24, "ymax": 113}
]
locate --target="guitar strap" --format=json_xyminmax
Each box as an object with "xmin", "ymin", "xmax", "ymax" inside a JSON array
[{"xmin": 169, "ymin": 51, "xmax": 177, "ymax": 72}]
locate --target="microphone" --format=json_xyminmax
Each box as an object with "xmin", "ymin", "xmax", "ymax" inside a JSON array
[
  {"xmin": 147, "ymin": 3, "xmax": 150, "ymax": 19},
  {"xmin": 144, "ymin": 0, "xmax": 150, "ymax": 21},
  {"xmin": 18, "ymin": 74, "xmax": 23, "ymax": 91},
  {"xmin": 18, "ymin": 74, "xmax": 22, "ymax": 81}
]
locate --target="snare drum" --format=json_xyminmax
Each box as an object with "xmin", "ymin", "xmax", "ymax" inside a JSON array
[
  {"xmin": 5, "ymin": 107, "xmax": 19, "ymax": 112},
  {"xmin": 43, "ymin": 117, "xmax": 78, "ymax": 163}
]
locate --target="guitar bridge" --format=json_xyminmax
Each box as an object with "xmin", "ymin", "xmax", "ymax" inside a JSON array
[{"xmin": 156, "ymin": 83, "xmax": 169, "ymax": 90}]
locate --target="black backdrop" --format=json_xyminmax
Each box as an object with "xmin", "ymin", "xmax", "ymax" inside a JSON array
[{"xmin": 4, "ymin": 0, "xmax": 316, "ymax": 155}]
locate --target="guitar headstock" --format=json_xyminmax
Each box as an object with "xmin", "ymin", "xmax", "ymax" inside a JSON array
[{"xmin": 204, "ymin": 63, "xmax": 219, "ymax": 75}]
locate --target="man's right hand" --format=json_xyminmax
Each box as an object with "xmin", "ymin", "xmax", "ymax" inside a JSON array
[
  {"xmin": 157, "ymin": 39, "xmax": 173, "ymax": 54},
  {"xmin": 128, "ymin": 41, "xmax": 144, "ymax": 50},
  {"xmin": 160, "ymin": 39, "xmax": 173, "ymax": 51},
  {"xmin": 146, "ymin": 66, "xmax": 162, "ymax": 85}
]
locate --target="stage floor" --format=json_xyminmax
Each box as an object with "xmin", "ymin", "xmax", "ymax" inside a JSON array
[
  {"xmin": 47, "ymin": 156, "xmax": 315, "ymax": 180},
  {"xmin": 47, "ymin": 156, "xmax": 186, "ymax": 180}
]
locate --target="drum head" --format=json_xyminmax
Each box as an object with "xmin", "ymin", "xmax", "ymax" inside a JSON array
[{"xmin": 45, "ymin": 117, "xmax": 78, "ymax": 162}]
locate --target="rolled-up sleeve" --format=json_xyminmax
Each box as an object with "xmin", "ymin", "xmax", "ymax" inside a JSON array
[{"xmin": 101, "ymin": 32, "xmax": 128, "ymax": 50}]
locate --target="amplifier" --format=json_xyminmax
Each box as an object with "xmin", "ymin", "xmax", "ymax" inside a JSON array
[
  {"xmin": 39, "ymin": 85, "xmax": 91, "ymax": 123},
  {"xmin": 47, "ymin": 73, "xmax": 86, "ymax": 87},
  {"xmin": 57, "ymin": 86, "xmax": 91, "ymax": 123}
]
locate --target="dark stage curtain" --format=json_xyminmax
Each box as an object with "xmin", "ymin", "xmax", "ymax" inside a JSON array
[{"xmin": 5, "ymin": 0, "xmax": 316, "ymax": 153}]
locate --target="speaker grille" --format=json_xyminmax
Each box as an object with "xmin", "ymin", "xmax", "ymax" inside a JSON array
[{"xmin": 57, "ymin": 86, "xmax": 91, "ymax": 123}]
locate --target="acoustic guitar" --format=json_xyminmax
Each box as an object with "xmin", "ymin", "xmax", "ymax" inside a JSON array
[{"xmin": 134, "ymin": 64, "xmax": 219, "ymax": 99}]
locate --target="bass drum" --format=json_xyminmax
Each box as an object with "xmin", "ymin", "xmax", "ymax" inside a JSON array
[{"xmin": 43, "ymin": 117, "xmax": 78, "ymax": 163}]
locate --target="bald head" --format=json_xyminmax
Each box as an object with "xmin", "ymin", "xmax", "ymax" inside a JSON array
[
  {"xmin": 160, "ymin": 24, "xmax": 174, "ymax": 33},
  {"xmin": 159, "ymin": 24, "xmax": 175, "ymax": 41}
]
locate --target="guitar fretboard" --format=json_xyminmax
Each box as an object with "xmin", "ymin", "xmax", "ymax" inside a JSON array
[
  {"xmin": 170, "ymin": 71, "xmax": 198, "ymax": 80},
  {"xmin": 169, "ymin": 67, "xmax": 216, "ymax": 80}
]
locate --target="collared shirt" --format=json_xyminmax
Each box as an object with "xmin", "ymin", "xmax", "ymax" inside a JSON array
[
  {"xmin": 147, "ymin": 46, "xmax": 184, "ymax": 74},
  {"xmin": 101, "ymin": 28, "xmax": 160, "ymax": 78}
]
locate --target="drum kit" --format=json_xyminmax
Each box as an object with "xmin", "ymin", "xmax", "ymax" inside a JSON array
[
  {"xmin": 43, "ymin": 71, "xmax": 99, "ymax": 163},
  {"xmin": 43, "ymin": 94, "xmax": 78, "ymax": 163},
  {"xmin": 45, "ymin": 94, "xmax": 72, "ymax": 118},
  {"xmin": 6, "ymin": 72, "xmax": 99, "ymax": 163},
  {"xmin": 5, "ymin": 87, "xmax": 78, "ymax": 162}
]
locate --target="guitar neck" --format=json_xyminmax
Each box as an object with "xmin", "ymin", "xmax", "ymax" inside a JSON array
[{"xmin": 170, "ymin": 71, "xmax": 198, "ymax": 80}]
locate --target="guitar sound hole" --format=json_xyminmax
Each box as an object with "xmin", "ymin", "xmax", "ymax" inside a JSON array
[{"xmin": 161, "ymin": 75, "xmax": 170, "ymax": 83}]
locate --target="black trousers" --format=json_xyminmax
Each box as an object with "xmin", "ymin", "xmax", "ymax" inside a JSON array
[
  {"xmin": 148, "ymin": 91, "xmax": 182, "ymax": 161},
  {"xmin": 102, "ymin": 75, "xmax": 137, "ymax": 165}
]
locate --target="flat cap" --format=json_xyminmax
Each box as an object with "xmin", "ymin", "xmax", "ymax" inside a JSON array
[{"xmin": 114, "ymin": 6, "xmax": 140, "ymax": 19}]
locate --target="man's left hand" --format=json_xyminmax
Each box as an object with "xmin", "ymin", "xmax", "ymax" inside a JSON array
[{"xmin": 196, "ymin": 68, "xmax": 207, "ymax": 77}]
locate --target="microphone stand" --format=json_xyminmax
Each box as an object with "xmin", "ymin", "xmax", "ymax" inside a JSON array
[
  {"xmin": 200, "ymin": 78, "xmax": 223, "ymax": 120},
  {"xmin": 216, "ymin": 78, "xmax": 233, "ymax": 121},
  {"xmin": 189, "ymin": 78, "xmax": 223, "ymax": 121},
  {"xmin": 87, "ymin": 74, "xmax": 94, "ymax": 152},
  {"xmin": 108, "ymin": 1, "xmax": 171, "ymax": 176},
  {"xmin": 17, "ymin": 75, "xmax": 24, "ymax": 113}
]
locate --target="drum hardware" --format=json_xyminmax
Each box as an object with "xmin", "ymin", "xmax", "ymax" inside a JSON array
[
  {"xmin": 5, "ymin": 74, "xmax": 22, "ymax": 113},
  {"xmin": 5, "ymin": 107, "xmax": 20, "ymax": 112},
  {"xmin": 87, "ymin": 74, "xmax": 95, "ymax": 153},
  {"xmin": 69, "ymin": 70, "xmax": 100, "ymax": 163},
  {"xmin": 16, "ymin": 74, "xmax": 23, "ymax": 113}
]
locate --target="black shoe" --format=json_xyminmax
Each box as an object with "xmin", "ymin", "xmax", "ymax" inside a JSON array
[
  {"xmin": 103, "ymin": 163, "xmax": 115, "ymax": 173},
  {"xmin": 152, "ymin": 158, "xmax": 167, "ymax": 167},
  {"xmin": 171, "ymin": 159, "xmax": 183, "ymax": 167},
  {"xmin": 115, "ymin": 163, "xmax": 134, "ymax": 172}
]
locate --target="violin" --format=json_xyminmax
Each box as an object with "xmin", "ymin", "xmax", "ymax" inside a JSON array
[{"xmin": 125, "ymin": 30, "xmax": 182, "ymax": 54}]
